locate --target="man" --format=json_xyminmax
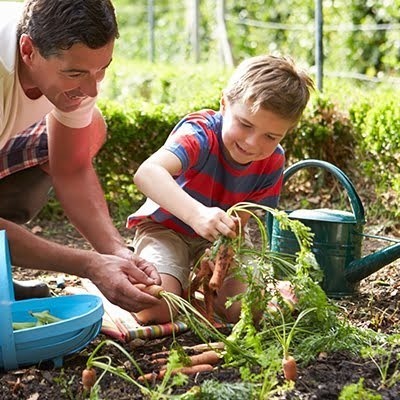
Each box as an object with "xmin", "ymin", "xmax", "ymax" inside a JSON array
[{"xmin": 0, "ymin": 0, "xmax": 161, "ymax": 311}]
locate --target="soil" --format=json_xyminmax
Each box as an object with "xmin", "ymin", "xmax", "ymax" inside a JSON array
[{"xmin": 1, "ymin": 212, "xmax": 400, "ymax": 400}]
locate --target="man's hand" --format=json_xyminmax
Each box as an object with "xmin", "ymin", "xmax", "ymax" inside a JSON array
[
  {"xmin": 85, "ymin": 253, "xmax": 162, "ymax": 312},
  {"xmin": 112, "ymin": 247, "xmax": 162, "ymax": 285}
]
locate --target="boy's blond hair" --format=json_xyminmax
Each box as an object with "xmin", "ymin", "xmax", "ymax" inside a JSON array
[{"xmin": 224, "ymin": 55, "xmax": 314, "ymax": 123}]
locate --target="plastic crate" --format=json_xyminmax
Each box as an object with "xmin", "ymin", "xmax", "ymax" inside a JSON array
[{"xmin": 0, "ymin": 230, "xmax": 103, "ymax": 371}]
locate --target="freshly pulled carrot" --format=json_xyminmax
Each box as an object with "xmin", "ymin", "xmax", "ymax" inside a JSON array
[
  {"xmin": 150, "ymin": 342, "xmax": 224, "ymax": 360},
  {"xmin": 188, "ymin": 255, "xmax": 212, "ymax": 295},
  {"xmin": 186, "ymin": 350, "xmax": 221, "ymax": 366},
  {"xmin": 137, "ymin": 284, "xmax": 165, "ymax": 298},
  {"xmin": 203, "ymin": 275, "xmax": 215, "ymax": 323},
  {"xmin": 155, "ymin": 350, "xmax": 221, "ymax": 369},
  {"xmin": 82, "ymin": 368, "xmax": 97, "ymax": 391},
  {"xmin": 209, "ymin": 243, "xmax": 235, "ymax": 291},
  {"xmin": 151, "ymin": 357, "xmax": 168, "ymax": 366},
  {"xmin": 138, "ymin": 363, "xmax": 214, "ymax": 382},
  {"xmin": 150, "ymin": 350, "xmax": 170, "ymax": 358},
  {"xmin": 190, "ymin": 342, "xmax": 225, "ymax": 352},
  {"xmin": 282, "ymin": 355, "xmax": 298, "ymax": 381}
]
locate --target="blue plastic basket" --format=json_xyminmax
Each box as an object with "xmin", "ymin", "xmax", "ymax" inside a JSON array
[{"xmin": 0, "ymin": 230, "xmax": 104, "ymax": 371}]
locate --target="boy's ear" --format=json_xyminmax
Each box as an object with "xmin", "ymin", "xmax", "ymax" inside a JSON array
[{"xmin": 220, "ymin": 92, "xmax": 227, "ymax": 113}]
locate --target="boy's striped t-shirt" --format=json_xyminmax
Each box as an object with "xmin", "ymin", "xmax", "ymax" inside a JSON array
[{"xmin": 127, "ymin": 109, "xmax": 285, "ymax": 236}]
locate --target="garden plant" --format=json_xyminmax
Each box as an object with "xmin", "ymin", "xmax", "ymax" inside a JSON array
[{"xmin": 78, "ymin": 202, "xmax": 396, "ymax": 399}]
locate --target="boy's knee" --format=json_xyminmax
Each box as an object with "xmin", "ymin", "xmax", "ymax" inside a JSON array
[
  {"xmin": 134, "ymin": 301, "xmax": 177, "ymax": 325},
  {"xmin": 216, "ymin": 302, "xmax": 241, "ymax": 324}
]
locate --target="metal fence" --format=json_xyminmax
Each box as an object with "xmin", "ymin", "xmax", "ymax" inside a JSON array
[{"xmin": 116, "ymin": 1, "xmax": 400, "ymax": 89}]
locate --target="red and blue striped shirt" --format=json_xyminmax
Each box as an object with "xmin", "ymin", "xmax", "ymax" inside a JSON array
[{"xmin": 127, "ymin": 109, "xmax": 285, "ymax": 236}]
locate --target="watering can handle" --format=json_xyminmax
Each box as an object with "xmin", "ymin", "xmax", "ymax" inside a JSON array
[{"xmin": 283, "ymin": 159, "xmax": 365, "ymax": 224}]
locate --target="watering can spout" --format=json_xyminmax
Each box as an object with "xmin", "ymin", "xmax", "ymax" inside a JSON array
[{"xmin": 346, "ymin": 243, "xmax": 400, "ymax": 283}]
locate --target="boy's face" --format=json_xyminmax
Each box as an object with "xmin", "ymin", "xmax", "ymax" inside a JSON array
[
  {"xmin": 19, "ymin": 35, "xmax": 114, "ymax": 112},
  {"xmin": 220, "ymin": 96, "xmax": 293, "ymax": 165}
]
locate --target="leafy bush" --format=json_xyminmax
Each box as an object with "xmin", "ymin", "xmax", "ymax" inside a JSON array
[
  {"xmin": 95, "ymin": 100, "xmax": 181, "ymax": 218},
  {"xmin": 101, "ymin": 59, "xmax": 225, "ymax": 108},
  {"xmin": 286, "ymin": 93, "xmax": 357, "ymax": 171},
  {"xmin": 40, "ymin": 61, "xmax": 399, "ymax": 222},
  {"xmin": 350, "ymin": 96, "xmax": 400, "ymax": 217}
]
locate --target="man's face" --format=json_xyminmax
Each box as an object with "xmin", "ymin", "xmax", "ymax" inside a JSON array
[
  {"xmin": 19, "ymin": 36, "xmax": 114, "ymax": 112},
  {"xmin": 220, "ymin": 96, "xmax": 294, "ymax": 165}
]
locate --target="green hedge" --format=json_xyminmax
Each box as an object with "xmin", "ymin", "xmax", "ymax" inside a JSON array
[
  {"xmin": 93, "ymin": 92, "xmax": 398, "ymax": 220},
  {"xmin": 95, "ymin": 97, "xmax": 220, "ymax": 219},
  {"xmin": 39, "ymin": 87, "xmax": 398, "ymax": 222},
  {"xmin": 350, "ymin": 96, "xmax": 400, "ymax": 217},
  {"xmin": 95, "ymin": 100, "xmax": 179, "ymax": 219}
]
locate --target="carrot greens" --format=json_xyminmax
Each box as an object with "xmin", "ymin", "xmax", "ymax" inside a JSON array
[{"xmin": 82, "ymin": 202, "xmax": 391, "ymax": 399}]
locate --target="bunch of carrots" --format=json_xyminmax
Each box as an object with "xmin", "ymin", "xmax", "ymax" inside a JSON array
[
  {"xmin": 187, "ymin": 236, "xmax": 236, "ymax": 323},
  {"xmin": 139, "ymin": 343, "xmax": 223, "ymax": 382},
  {"xmin": 80, "ymin": 202, "xmax": 324, "ymax": 397},
  {"xmin": 82, "ymin": 342, "xmax": 224, "ymax": 391}
]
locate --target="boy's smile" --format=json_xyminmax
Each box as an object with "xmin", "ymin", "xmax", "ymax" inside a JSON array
[{"xmin": 220, "ymin": 96, "xmax": 293, "ymax": 165}]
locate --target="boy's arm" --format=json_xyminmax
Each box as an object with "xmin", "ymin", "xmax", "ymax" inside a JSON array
[{"xmin": 134, "ymin": 148, "xmax": 237, "ymax": 242}]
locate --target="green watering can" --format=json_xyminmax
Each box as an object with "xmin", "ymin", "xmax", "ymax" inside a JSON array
[{"xmin": 267, "ymin": 159, "xmax": 400, "ymax": 298}]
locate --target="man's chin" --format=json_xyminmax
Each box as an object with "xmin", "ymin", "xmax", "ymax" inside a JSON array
[{"xmin": 56, "ymin": 102, "xmax": 82, "ymax": 113}]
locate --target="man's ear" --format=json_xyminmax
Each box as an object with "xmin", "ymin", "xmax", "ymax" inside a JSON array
[{"xmin": 19, "ymin": 34, "xmax": 36, "ymax": 66}]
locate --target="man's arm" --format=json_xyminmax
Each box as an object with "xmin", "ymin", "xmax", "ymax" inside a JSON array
[
  {"xmin": 46, "ymin": 111, "xmax": 128, "ymax": 256},
  {"xmin": 0, "ymin": 218, "xmax": 161, "ymax": 311}
]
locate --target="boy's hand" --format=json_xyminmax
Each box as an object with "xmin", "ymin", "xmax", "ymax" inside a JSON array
[{"xmin": 189, "ymin": 206, "xmax": 237, "ymax": 242}]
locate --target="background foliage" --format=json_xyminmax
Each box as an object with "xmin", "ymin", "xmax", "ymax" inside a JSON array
[
  {"xmin": 93, "ymin": 61, "xmax": 399, "ymax": 221},
  {"xmin": 32, "ymin": 0, "xmax": 398, "ymax": 222},
  {"xmin": 111, "ymin": 0, "xmax": 400, "ymax": 79}
]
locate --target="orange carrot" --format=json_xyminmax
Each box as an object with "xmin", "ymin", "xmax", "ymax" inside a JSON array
[
  {"xmin": 156, "ymin": 350, "xmax": 221, "ymax": 369},
  {"xmin": 209, "ymin": 243, "xmax": 235, "ymax": 291},
  {"xmin": 138, "ymin": 364, "xmax": 214, "ymax": 382},
  {"xmin": 138, "ymin": 370, "xmax": 166, "ymax": 383},
  {"xmin": 282, "ymin": 355, "xmax": 298, "ymax": 381},
  {"xmin": 189, "ymin": 342, "xmax": 225, "ymax": 352},
  {"xmin": 188, "ymin": 256, "xmax": 212, "ymax": 295},
  {"xmin": 150, "ymin": 342, "xmax": 224, "ymax": 360},
  {"xmin": 82, "ymin": 368, "xmax": 97, "ymax": 390},
  {"xmin": 151, "ymin": 357, "xmax": 168, "ymax": 366},
  {"xmin": 150, "ymin": 350, "xmax": 170, "ymax": 358},
  {"xmin": 203, "ymin": 275, "xmax": 215, "ymax": 323},
  {"xmin": 137, "ymin": 284, "xmax": 165, "ymax": 298},
  {"xmin": 186, "ymin": 350, "xmax": 221, "ymax": 366}
]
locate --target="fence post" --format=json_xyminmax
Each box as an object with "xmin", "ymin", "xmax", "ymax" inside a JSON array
[
  {"xmin": 187, "ymin": 0, "xmax": 200, "ymax": 63},
  {"xmin": 315, "ymin": 0, "xmax": 324, "ymax": 91},
  {"xmin": 216, "ymin": 0, "xmax": 234, "ymax": 67},
  {"xmin": 148, "ymin": 0, "xmax": 155, "ymax": 63}
]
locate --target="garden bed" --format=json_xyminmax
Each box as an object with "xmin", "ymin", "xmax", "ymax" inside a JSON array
[{"xmin": 1, "ymin": 217, "xmax": 399, "ymax": 399}]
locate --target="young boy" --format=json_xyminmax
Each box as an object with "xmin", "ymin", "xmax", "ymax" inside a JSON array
[{"xmin": 127, "ymin": 54, "xmax": 314, "ymax": 324}]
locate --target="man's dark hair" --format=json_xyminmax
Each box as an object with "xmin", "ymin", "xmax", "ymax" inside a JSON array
[{"xmin": 16, "ymin": 0, "xmax": 119, "ymax": 58}]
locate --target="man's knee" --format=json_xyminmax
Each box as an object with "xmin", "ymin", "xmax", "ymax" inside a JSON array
[{"xmin": 0, "ymin": 167, "xmax": 52, "ymax": 224}]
